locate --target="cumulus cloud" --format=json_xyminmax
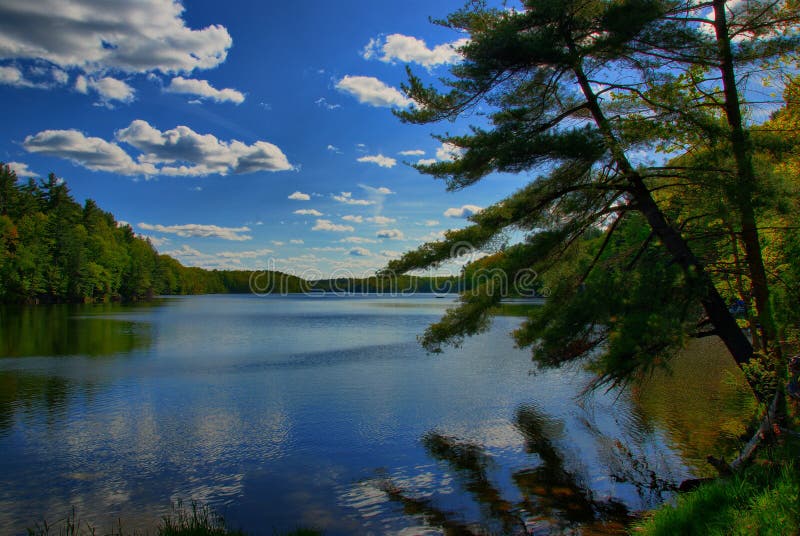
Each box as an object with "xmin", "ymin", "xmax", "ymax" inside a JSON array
[
  {"xmin": 138, "ymin": 222, "xmax": 252, "ymax": 241},
  {"xmin": 422, "ymin": 219, "xmax": 439, "ymax": 227},
  {"xmin": 23, "ymin": 121, "xmax": 293, "ymax": 177},
  {"xmin": 293, "ymin": 208, "xmax": 323, "ymax": 216},
  {"xmin": 362, "ymin": 34, "xmax": 468, "ymax": 68},
  {"xmin": 380, "ymin": 250, "xmax": 401, "ymax": 258},
  {"xmin": 376, "ymin": 228, "xmax": 405, "ymax": 240},
  {"xmin": 116, "ymin": 120, "xmax": 293, "ymax": 175},
  {"xmin": 357, "ymin": 154, "xmax": 396, "ymax": 168},
  {"xmin": 0, "ymin": 0, "xmax": 232, "ymax": 75},
  {"xmin": 165, "ymin": 76, "xmax": 244, "ymax": 104},
  {"xmin": 444, "ymin": 204, "xmax": 483, "ymax": 218},
  {"xmin": 289, "ymin": 239, "xmax": 304, "ymax": 244},
  {"xmin": 5, "ymin": 161, "xmax": 38, "ymax": 177},
  {"xmin": 335, "ymin": 75, "xmax": 412, "ymax": 108},
  {"xmin": 348, "ymin": 247, "xmax": 371, "ymax": 257},
  {"xmin": 23, "ymin": 129, "xmax": 157, "ymax": 175},
  {"xmin": 89, "ymin": 76, "xmax": 135, "ymax": 104},
  {"xmin": 399, "ymin": 149, "xmax": 425, "ymax": 156},
  {"xmin": 416, "ymin": 158, "xmax": 438, "ymax": 166},
  {"xmin": 332, "ymin": 192, "xmax": 374, "ymax": 206},
  {"xmin": 0, "ymin": 65, "xmax": 34, "ymax": 87},
  {"xmin": 326, "ymin": 144, "xmax": 341, "ymax": 154},
  {"xmin": 288, "ymin": 191, "xmax": 310, "ymax": 201},
  {"xmin": 342, "ymin": 215, "xmax": 364, "ymax": 223},
  {"xmin": 312, "ymin": 219, "xmax": 355, "ymax": 232}
]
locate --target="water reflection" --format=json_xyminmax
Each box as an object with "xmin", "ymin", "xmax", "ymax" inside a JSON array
[
  {"xmin": 0, "ymin": 303, "xmax": 152, "ymax": 358},
  {"xmin": 372, "ymin": 404, "xmax": 637, "ymax": 535},
  {"xmin": 632, "ymin": 337, "xmax": 757, "ymax": 475}
]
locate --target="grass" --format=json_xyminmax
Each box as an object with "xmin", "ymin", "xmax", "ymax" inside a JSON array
[
  {"xmin": 636, "ymin": 449, "xmax": 800, "ymax": 535},
  {"xmin": 26, "ymin": 501, "xmax": 322, "ymax": 536}
]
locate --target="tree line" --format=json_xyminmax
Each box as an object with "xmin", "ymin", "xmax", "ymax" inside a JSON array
[
  {"xmin": 0, "ymin": 166, "xmax": 308, "ymax": 303},
  {"xmin": 0, "ymin": 166, "xmax": 465, "ymax": 303}
]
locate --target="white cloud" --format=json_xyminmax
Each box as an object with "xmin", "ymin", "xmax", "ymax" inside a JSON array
[
  {"xmin": 342, "ymin": 215, "xmax": 364, "ymax": 223},
  {"xmin": 289, "ymin": 239, "xmax": 304, "ymax": 244},
  {"xmin": 377, "ymin": 228, "xmax": 405, "ymax": 240},
  {"xmin": 349, "ymin": 247, "xmax": 371, "ymax": 257},
  {"xmin": 271, "ymin": 241, "xmax": 285, "ymax": 246},
  {"xmin": 380, "ymin": 250, "xmax": 401, "ymax": 258},
  {"xmin": 116, "ymin": 120, "xmax": 293, "ymax": 175},
  {"xmin": 288, "ymin": 191, "xmax": 311, "ymax": 201},
  {"xmin": 399, "ymin": 149, "xmax": 425, "ymax": 156},
  {"xmin": 335, "ymin": 75, "xmax": 412, "ymax": 108},
  {"xmin": 332, "ymin": 191, "xmax": 374, "ymax": 206},
  {"xmin": 74, "ymin": 75, "xmax": 88, "ymax": 93},
  {"xmin": 444, "ymin": 204, "xmax": 483, "ymax": 218},
  {"xmin": 326, "ymin": 144, "xmax": 341, "ymax": 153},
  {"xmin": 0, "ymin": 65, "xmax": 33, "ymax": 87},
  {"xmin": 315, "ymin": 97, "xmax": 341, "ymax": 110},
  {"xmin": 23, "ymin": 121, "xmax": 294, "ymax": 178},
  {"xmin": 89, "ymin": 76, "xmax": 135, "ymax": 104},
  {"xmin": 436, "ymin": 142, "xmax": 463, "ymax": 161},
  {"xmin": 362, "ymin": 34, "xmax": 468, "ymax": 68},
  {"xmin": 422, "ymin": 219, "xmax": 440, "ymax": 227},
  {"xmin": 359, "ymin": 184, "xmax": 395, "ymax": 195},
  {"xmin": 417, "ymin": 158, "xmax": 438, "ymax": 166},
  {"xmin": 293, "ymin": 208, "xmax": 323, "ymax": 216},
  {"xmin": 367, "ymin": 216, "xmax": 396, "ymax": 225},
  {"xmin": 357, "ymin": 154, "xmax": 397, "ymax": 168},
  {"xmin": 23, "ymin": 129, "xmax": 157, "ymax": 175},
  {"xmin": 138, "ymin": 222, "xmax": 252, "ymax": 241},
  {"xmin": 165, "ymin": 76, "xmax": 244, "ymax": 104},
  {"xmin": 164, "ymin": 245, "xmax": 273, "ymax": 269},
  {"xmin": 6, "ymin": 161, "xmax": 38, "ymax": 177},
  {"xmin": 415, "ymin": 230, "xmax": 446, "ymax": 242},
  {"xmin": 0, "ymin": 0, "xmax": 232, "ymax": 75},
  {"xmin": 312, "ymin": 219, "xmax": 355, "ymax": 232},
  {"xmin": 139, "ymin": 234, "xmax": 170, "ymax": 247},
  {"xmin": 51, "ymin": 68, "xmax": 68, "ymax": 85},
  {"xmin": 340, "ymin": 236, "xmax": 378, "ymax": 244}
]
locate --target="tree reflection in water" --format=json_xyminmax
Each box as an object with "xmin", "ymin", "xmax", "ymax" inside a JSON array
[{"xmin": 376, "ymin": 403, "xmax": 685, "ymax": 535}]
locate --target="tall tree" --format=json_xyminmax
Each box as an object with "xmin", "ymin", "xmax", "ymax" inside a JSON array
[{"xmin": 388, "ymin": 0, "xmax": 759, "ymax": 380}]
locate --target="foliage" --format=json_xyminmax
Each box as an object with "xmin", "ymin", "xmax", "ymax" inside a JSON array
[
  {"xmin": 636, "ymin": 456, "xmax": 800, "ymax": 535},
  {"xmin": 0, "ymin": 165, "xmax": 300, "ymax": 303},
  {"xmin": 385, "ymin": 0, "xmax": 800, "ymax": 389}
]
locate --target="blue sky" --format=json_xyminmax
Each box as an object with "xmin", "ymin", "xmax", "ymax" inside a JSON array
[{"xmin": 0, "ymin": 0, "xmax": 527, "ymax": 277}]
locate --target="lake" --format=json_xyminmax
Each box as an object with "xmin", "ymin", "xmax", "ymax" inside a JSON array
[{"xmin": 0, "ymin": 294, "xmax": 755, "ymax": 535}]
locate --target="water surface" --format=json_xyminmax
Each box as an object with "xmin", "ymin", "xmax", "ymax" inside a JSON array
[{"xmin": 0, "ymin": 295, "xmax": 754, "ymax": 534}]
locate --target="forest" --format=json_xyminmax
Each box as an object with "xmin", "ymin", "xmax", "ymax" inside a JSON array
[
  {"xmin": 0, "ymin": 165, "xmax": 307, "ymax": 302},
  {"xmin": 0, "ymin": 166, "xmax": 463, "ymax": 303}
]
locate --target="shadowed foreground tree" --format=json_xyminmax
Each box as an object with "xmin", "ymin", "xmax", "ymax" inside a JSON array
[{"xmin": 386, "ymin": 0, "xmax": 757, "ymax": 383}]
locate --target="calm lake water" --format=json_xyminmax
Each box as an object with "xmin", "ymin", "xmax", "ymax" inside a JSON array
[{"xmin": 0, "ymin": 294, "xmax": 754, "ymax": 535}]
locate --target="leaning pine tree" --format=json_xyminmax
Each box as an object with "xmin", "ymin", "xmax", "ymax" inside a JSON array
[{"xmin": 382, "ymin": 0, "xmax": 794, "ymax": 467}]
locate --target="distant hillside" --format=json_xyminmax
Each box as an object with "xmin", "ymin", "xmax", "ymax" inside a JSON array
[
  {"xmin": 0, "ymin": 165, "xmax": 461, "ymax": 304},
  {"xmin": 0, "ymin": 165, "xmax": 303, "ymax": 303}
]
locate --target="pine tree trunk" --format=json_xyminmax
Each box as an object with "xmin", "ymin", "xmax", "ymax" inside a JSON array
[
  {"xmin": 570, "ymin": 57, "xmax": 756, "ymax": 372},
  {"xmin": 713, "ymin": 0, "xmax": 777, "ymax": 356}
]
